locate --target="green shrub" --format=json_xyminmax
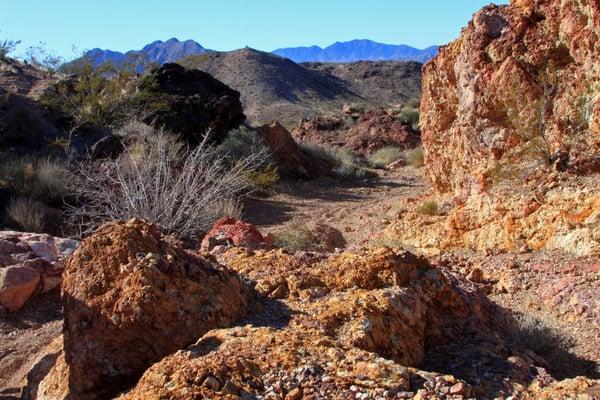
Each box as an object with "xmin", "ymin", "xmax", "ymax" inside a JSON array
[
  {"xmin": 369, "ymin": 147, "xmax": 403, "ymax": 168},
  {"xmin": 416, "ymin": 200, "xmax": 439, "ymax": 216},
  {"xmin": 301, "ymin": 143, "xmax": 377, "ymax": 180},
  {"xmin": 396, "ymin": 106, "xmax": 420, "ymax": 131},
  {"xmin": 244, "ymin": 165, "xmax": 280, "ymax": 196},
  {"xmin": 404, "ymin": 146, "xmax": 425, "ymax": 168},
  {"xmin": 216, "ymin": 126, "xmax": 270, "ymax": 164},
  {"xmin": 274, "ymin": 224, "xmax": 316, "ymax": 252},
  {"xmin": 5, "ymin": 197, "xmax": 62, "ymax": 234}
]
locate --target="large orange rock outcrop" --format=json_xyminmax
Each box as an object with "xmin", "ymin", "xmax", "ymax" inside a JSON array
[
  {"xmin": 421, "ymin": 0, "xmax": 599, "ymax": 197},
  {"xmin": 41, "ymin": 219, "xmax": 251, "ymax": 399}
]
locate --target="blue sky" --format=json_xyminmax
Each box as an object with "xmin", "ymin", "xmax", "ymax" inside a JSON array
[{"xmin": 1, "ymin": 0, "xmax": 508, "ymax": 59}]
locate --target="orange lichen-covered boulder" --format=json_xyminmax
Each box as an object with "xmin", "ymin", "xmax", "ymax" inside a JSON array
[{"xmin": 50, "ymin": 219, "xmax": 251, "ymax": 399}]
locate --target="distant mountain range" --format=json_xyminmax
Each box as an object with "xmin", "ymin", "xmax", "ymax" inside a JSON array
[
  {"xmin": 273, "ymin": 39, "xmax": 438, "ymax": 63},
  {"xmin": 81, "ymin": 38, "xmax": 437, "ymax": 67},
  {"xmin": 84, "ymin": 38, "xmax": 212, "ymax": 68}
]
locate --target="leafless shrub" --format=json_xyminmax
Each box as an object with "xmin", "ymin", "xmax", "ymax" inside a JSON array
[{"xmin": 68, "ymin": 124, "xmax": 266, "ymax": 240}]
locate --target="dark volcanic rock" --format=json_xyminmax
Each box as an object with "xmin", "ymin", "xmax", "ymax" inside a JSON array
[{"xmin": 133, "ymin": 63, "xmax": 245, "ymax": 144}]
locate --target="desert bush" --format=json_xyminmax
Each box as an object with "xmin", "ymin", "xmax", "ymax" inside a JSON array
[
  {"xmin": 0, "ymin": 96, "xmax": 58, "ymax": 149},
  {"xmin": 301, "ymin": 143, "xmax": 377, "ymax": 180},
  {"xmin": 416, "ymin": 200, "xmax": 439, "ymax": 216},
  {"xmin": 68, "ymin": 125, "xmax": 266, "ymax": 240},
  {"xmin": 217, "ymin": 126, "xmax": 270, "ymax": 163},
  {"xmin": 5, "ymin": 197, "xmax": 62, "ymax": 234},
  {"xmin": 32, "ymin": 159, "xmax": 74, "ymax": 205},
  {"xmin": 369, "ymin": 146, "xmax": 403, "ymax": 168},
  {"xmin": 404, "ymin": 146, "xmax": 424, "ymax": 168},
  {"xmin": 0, "ymin": 35, "xmax": 20, "ymax": 58},
  {"xmin": 274, "ymin": 224, "xmax": 316, "ymax": 252},
  {"xmin": 396, "ymin": 106, "xmax": 420, "ymax": 131},
  {"xmin": 510, "ymin": 313, "xmax": 579, "ymax": 377},
  {"xmin": 217, "ymin": 127, "xmax": 279, "ymax": 194},
  {"xmin": 0, "ymin": 157, "xmax": 72, "ymax": 205},
  {"xmin": 243, "ymin": 165, "xmax": 280, "ymax": 196}
]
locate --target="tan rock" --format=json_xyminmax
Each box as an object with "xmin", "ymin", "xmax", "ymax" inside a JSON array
[{"xmin": 0, "ymin": 265, "xmax": 40, "ymax": 311}]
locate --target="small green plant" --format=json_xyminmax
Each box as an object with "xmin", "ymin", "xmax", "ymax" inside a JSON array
[
  {"xmin": 216, "ymin": 126, "xmax": 271, "ymax": 165},
  {"xmin": 274, "ymin": 224, "xmax": 317, "ymax": 252},
  {"xmin": 396, "ymin": 104, "xmax": 420, "ymax": 131},
  {"xmin": 369, "ymin": 147, "xmax": 403, "ymax": 168},
  {"xmin": 5, "ymin": 197, "xmax": 62, "ymax": 234},
  {"xmin": 404, "ymin": 146, "xmax": 424, "ymax": 167},
  {"xmin": 416, "ymin": 200, "xmax": 439, "ymax": 216},
  {"xmin": 301, "ymin": 143, "xmax": 377, "ymax": 180},
  {"xmin": 244, "ymin": 164, "xmax": 280, "ymax": 196}
]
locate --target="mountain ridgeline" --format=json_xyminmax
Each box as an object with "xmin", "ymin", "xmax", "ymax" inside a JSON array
[
  {"xmin": 273, "ymin": 39, "xmax": 438, "ymax": 63},
  {"xmin": 81, "ymin": 38, "xmax": 437, "ymax": 67}
]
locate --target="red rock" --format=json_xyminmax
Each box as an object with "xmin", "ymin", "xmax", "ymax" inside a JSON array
[
  {"xmin": 200, "ymin": 217, "xmax": 268, "ymax": 252},
  {"xmin": 257, "ymin": 122, "xmax": 329, "ymax": 178},
  {"xmin": 422, "ymin": 0, "xmax": 600, "ymax": 196},
  {"xmin": 346, "ymin": 109, "xmax": 420, "ymax": 155}
]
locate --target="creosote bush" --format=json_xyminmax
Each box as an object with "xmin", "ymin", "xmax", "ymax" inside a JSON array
[
  {"xmin": 68, "ymin": 123, "xmax": 266, "ymax": 240},
  {"xmin": 404, "ymin": 146, "xmax": 425, "ymax": 168},
  {"xmin": 274, "ymin": 224, "xmax": 317, "ymax": 252},
  {"xmin": 369, "ymin": 147, "xmax": 403, "ymax": 168},
  {"xmin": 301, "ymin": 143, "xmax": 377, "ymax": 180}
]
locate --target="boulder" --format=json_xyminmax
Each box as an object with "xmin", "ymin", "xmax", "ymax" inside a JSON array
[
  {"xmin": 0, "ymin": 265, "xmax": 39, "ymax": 311},
  {"xmin": 133, "ymin": 63, "xmax": 245, "ymax": 144},
  {"xmin": 200, "ymin": 216, "xmax": 267, "ymax": 252},
  {"xmin": 0, "ymin": 231, "xmax": 78, "ymax": 297},
  {"xmin": 257, "ymin": 122, "xmax": 329, "ymax": 178},
  {"xmin": 45, "ymin": 219, "xmax": 250, "ymax": 399},
  {"xmin": 89, "ymin": 134, "xmax": 124, "ymax": 159},
  {"xmin": 346, "ymin": 109, "xmax": 420, "ymax": 155},
  {"xmin": 421, "ymin": 0, "xmax": 600, "ymax": 197}
]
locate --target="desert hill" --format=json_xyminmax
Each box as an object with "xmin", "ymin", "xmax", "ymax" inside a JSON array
[{"xmin": 180, "ymin": 48, "xmax": 422, "ymax": 126}]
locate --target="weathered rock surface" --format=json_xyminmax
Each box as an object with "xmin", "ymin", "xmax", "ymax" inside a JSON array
[
  {"xmin": 200, "ymin": 217, "xmax": 268, "ymax": 252},
  {"xmin": 386, "ymin": 183, "xmax": 600, "ymax": 256},
  {"xmin": 0, "ymin": 265, "xmax": 39, "ymax": 311},
  {"xmin": 257, "ymin": 122, "xmax": 329, "ymax": 178},
  {"xmin": 346, "ymin": 109, "xmax": 419, "ymax": 155},
  {"xmin": 292, "ymin": 109, "xmax": 419, "ymax": 155},
  {"xmin": 0, "ymin": 231, "xmax": 78, "ymax": 310},
  {"xmin": 422, "ymin": 0, "xmax": 600, "ymax": 197},
  {"xmin": 118, "ymin": 245, "xmax": 593, "ymax": 399},
  {"xmin": 40, "ymin": 219, "xmax": 250, "ymax": 399}
]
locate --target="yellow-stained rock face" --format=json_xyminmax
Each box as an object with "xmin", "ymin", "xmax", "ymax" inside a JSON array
[
  {"xmin": 385, "ymin": 183, "xmax": 600, "ymax": 256},
  {"xmin": 421, "ymin": 0, "xmax": 599, "ymax": 198}
]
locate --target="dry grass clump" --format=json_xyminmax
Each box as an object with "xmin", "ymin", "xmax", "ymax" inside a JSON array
[
  {"xmin": 369, "ymin": 146, "xmax": 403, "ymax": 168},
  {"xmin": 416, "ymin": 200, "xmax": 439, "ymax": 216},
  {"xmin": 301, "ymin": 143, "xmax": 377, "ymax": 180},
  {"xmin": 6, "ymin": 197, "xmax": 62, "ymax": 234},
  {"xmin": 404, "ymin": 146, "xmax": 424, "ymax": 168},
  {"xmin": 68, "ymin": 123, "xmax": 266, "ymax": 240}
]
